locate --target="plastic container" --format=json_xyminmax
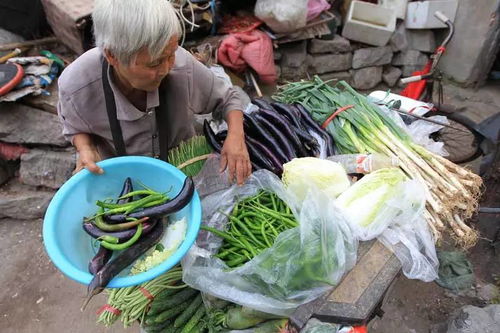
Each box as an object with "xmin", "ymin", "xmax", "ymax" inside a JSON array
[
  {"xmin": 43, "ymin": 156, "xmax": 202, "ymax": 288},
  {"xmin": 379, "ymin": 0, "xmax": 408, "ymax": 20},
  {"xmin": 341, "ymin": 0, "xmax": 397, "ymax": 46},
  {"xmin": 327, "ymin": 153, "xmax": 399, "ymax": 174},
  {"xmin": 405, "ymin": 0, "xmax": 458, "ymax": 29}
]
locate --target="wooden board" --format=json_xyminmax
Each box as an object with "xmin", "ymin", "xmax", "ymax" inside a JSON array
[{"xmin": 290, "ymin": 240, "xmax": 401, "ymax": 329}]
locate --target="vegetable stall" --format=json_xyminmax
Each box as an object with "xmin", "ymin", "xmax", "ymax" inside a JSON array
[{"xmin": 79, "ymin": 79, "xmax": 481, "ymax": 332}]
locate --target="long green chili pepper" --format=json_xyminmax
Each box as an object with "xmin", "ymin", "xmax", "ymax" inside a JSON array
[
  {"xmin": 227, "ymin": 256, "xmax": 247, "ymax": 267},
  {"xmin": 270, "ymin": 194, "xmax": 277, "ymax": 211},
  {"xmin": 97, "ymin": 235, "xmax": 119, "ymax": 244},
  {"xmin": 203, "ymin": 190, "xmax": 301, "ymax": 269},
  {"xmin": 117, "ymin": 189, "xmax": 162, "ymax": 199},
  {"xmin": 261, "ymin": 222, "xmax": 272, "ymax": 247},
  {"xmin": 122, "ymin": 194, "xmax": 166, "ymax": 215},
  {"xmin": 200, "ymin": 226, "xmax": 246, "ymax": 249},
  {"xmin": 93, "ymin": 210, "xmax": 149, "ymax": 231},
  {"xmin": 100, "ymin": 223, "xmax": 143, "ymax": 250}
]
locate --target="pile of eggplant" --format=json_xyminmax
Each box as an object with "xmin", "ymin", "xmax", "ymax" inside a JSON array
[
  {"xmin": 81, "ymin": 176, "xmax": 195, "ymax": 310},
  {"xmin": 203, "ymin": 98, "xmax": 335, "ymax": 176}
]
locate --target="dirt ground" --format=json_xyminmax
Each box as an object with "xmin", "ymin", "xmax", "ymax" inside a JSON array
[{"xmin": 0, "ymin": 82, "xmax": 499, "ymax": 333}]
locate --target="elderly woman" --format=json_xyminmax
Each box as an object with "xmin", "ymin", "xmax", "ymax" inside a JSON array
[{"xmin": 57, "ymin": 0, "xmax": 251, "ymax": 184}]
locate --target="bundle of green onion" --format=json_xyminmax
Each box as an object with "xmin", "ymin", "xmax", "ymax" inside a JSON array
[
  {"xmin": 274, "ymin": 77, "xmax": 482, "ymax": 248},
  {"xmin": 168, "ymin": 135, "xmax": 213, "ymax": 177}
]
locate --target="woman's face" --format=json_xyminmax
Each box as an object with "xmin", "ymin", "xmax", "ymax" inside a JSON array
[{"xmin": 110, "ymin": 36, "xmax": 179, "ymax": 92}]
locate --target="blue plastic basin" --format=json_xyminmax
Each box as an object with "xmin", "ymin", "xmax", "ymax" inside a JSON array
[{"xmin": 43, "ymin": 156, "xmax": 201, "ymax": 288}]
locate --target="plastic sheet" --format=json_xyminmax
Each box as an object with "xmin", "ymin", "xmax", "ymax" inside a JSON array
[
  {"xmin": 406, "ymin": 115, "xmax": 449, "ymax": 156},
  {"xmin": 254, "ymin": 0, "xmax": 309, "ymax": 33}
]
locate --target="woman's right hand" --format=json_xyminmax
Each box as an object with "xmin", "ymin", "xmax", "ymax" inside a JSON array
[
  {"xmin": 73, "ymin": 133, "xmax": 104, "ymax": 175},
  {"xmin": 75, "ymin": 147, "xmax": 103, "ymax": 174}
]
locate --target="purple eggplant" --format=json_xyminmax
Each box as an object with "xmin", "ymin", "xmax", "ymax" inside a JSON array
[
  {"xmin": 215, "ymin": 129, "xmax": 228, "ymax": 142},
  {"xmin": 203, "ymin": 120, "xmax": 222, "ymax": 153},
  {"xmin": 294, "ymin": 103, "xmax": 335, "ymax": 156},
  {"xmin": 117, "ymin": 177, "xmax": 134, "ymax": 204},
  {"xmin": 213, "ymin": 128, "xmax": 260, "ymax": 172},
  {"xmin": 83, "ymin": 219, "xmax": 158, "ymax": 242},
  {"xmin": 82, "ymin": 221, "xmax": 165, "ymax": 310},
  {"xmin": 251, "ymin": 98, "xmax": 274, "ymax": 111},
  {"xmin": 245, "ymin": 135, "xmax": 283, "ymax": 176},
  {"xmin": 105, "ymin": 177, "xmax": 194, "ymax": 223},
  {"xmin": 88, "ymin": 246, "xmax": 113, "ymax": 275},
  {"xmin": 270, "ymin": 102, "xmax": 305, "ymax": 130},
  {"xmin": 243, "ymin": 113, "xmax": 291, "ymax": 163},
  {"xmin": 254, "ymin": 111, "xmax": 307, "ymax": 157},
  {"xmin": 287, "ymin": 115, "xmax": 320, "ymax": 156}
]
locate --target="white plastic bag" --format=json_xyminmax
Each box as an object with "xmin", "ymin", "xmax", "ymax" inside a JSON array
[
  {"xmin": 254, "ymin": 0, "xmax": 309, "ymax": 33},
  {"xmin": 407, "ymin": 116, "xmax": 449, "ymax": 156},
  {"xmin": 183, "ymin": 165, "xmax": 357, "ymax": 316}
]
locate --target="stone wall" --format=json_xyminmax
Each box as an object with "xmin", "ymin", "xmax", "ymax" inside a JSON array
[
  {"xmin": 0, "ymin": 103, "xmax": 75, "ymax": 219},
  {"xmin": 438, "ymin": 0, "xmax": 500, "ymax": 86},
  {"xmin": 275, "ymin": 22, "xmax": 435, "ymax": 90}
]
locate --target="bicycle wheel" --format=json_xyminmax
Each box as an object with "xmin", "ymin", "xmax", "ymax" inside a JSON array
[{"xmin": 429, "ymin": 111, "xmax": 483, "ymax": 164}]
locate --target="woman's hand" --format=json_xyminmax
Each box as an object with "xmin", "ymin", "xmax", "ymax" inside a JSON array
[
  {"xmin": 75, "ymin": 148, "xmax": 103, "ymax": 174},
  {"xmin": 220, "ymin": 111, "xmax": 251, "ymax": 185},
  {"xmin": 220, "ymin": 133, "xmax": 251, "ymax": 185},
  {"xmin": 73, "ymin": 133, "xmax": 104, "ymax": 175}
]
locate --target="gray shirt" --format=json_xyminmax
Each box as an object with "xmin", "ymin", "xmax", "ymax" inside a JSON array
[{"xmin": 57, "ymin": 47, "xmax": 243, "ymax": 159}]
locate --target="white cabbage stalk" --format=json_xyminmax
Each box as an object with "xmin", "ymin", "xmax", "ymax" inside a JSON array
[
  {"xmin": 131, "ymin": 217, "xmax": 187, "ymax": 274},
  {"xmin": 282, "ymin": 157, "xmax": 351, "ymax": 200},
  {"xmin": 336, "ymin": 168, "xmax": 407, "ymax": 228}
]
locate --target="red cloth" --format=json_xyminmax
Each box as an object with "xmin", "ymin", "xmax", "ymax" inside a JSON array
[
  {"xmin": 217, "ymin": 30, "xmax": 277, "ymax": 84},
  {"xmin": 0, "ymin": 141, "xmax": 28, "ymax": 160}
]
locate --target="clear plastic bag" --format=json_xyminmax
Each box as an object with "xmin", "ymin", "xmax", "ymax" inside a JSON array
[
  {"xmin": 377, "ymin": 181, "xmax": 438, "ymax": 282},
  {"xmin": 254, "ymin": 0, "xmax": 309, "ymax": 33},
  {"xmin": 378, "ymin": 215, "xmax": 439, "ymax": 282},
  {"xmin": 183, "ymin": 162, "xmax": 357, "ymax": 316},
  {"xmin": 338, "ymin": 176, "xmax": 438, "ymax": 282}
]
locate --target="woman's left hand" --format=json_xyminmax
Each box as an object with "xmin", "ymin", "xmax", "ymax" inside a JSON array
[{"xmin": 219, "ymin": 131, "xmax": 251, "ymax": 185}]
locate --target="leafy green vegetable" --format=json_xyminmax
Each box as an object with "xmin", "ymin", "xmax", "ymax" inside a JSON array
[
  {"xmin": 282, "ymin": 157, "xmax": 351, "ymax": 200},
  {"xmin": 336, "ymin": 168, "xmax": 407, "ymax": 227}
]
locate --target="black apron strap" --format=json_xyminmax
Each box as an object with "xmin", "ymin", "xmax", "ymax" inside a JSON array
[
  {"xmin": 102, "ymin": 59, "xmax": 127, "ymax": 156},
  {"xmin": 156, "ymin": 81, "xmax": 169, "ymax": 162}
]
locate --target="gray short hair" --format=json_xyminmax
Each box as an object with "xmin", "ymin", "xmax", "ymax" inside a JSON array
[{"xmin": 92, "ymin": 0, "xmax": 181, "ymax": 64}]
